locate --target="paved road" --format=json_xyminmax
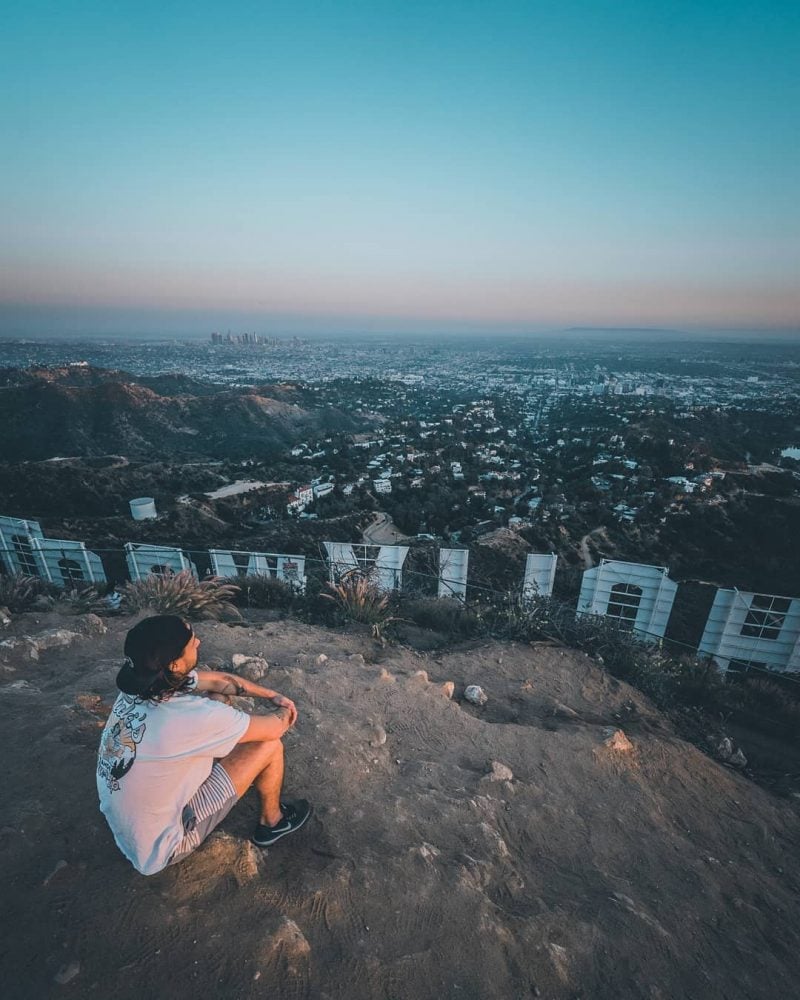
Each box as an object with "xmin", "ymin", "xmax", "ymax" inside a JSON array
[{"xmin": 362, "ymin": 512, "xmax": 411, "ymax": 545}]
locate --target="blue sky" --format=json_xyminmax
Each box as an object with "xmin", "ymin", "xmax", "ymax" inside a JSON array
[{"xmin": 1, "ymin": 1, "xmax": 798, "ymax": 335}]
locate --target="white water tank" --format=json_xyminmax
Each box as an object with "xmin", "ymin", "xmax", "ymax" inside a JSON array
[{"xmin": 129, "ymin": 497, "xmax": 157, "ymax": 521}]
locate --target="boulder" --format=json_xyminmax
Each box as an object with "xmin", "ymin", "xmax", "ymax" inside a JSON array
[
  {"xmin": 34, "ymin": 629, "xmax": 84, "ymax": 652},
  {"xmin": 237, "ymin": 657, "xmax": 269, "ymax": 682},
  {"xmin": 74, "ymin": 614, "xmax": 107, "ymax": 637},
  {"xmin": 464, "ymin": 684, "xmax": 488, "ymax": 706},
  {"xmin": 368, "ymin": 724, "xmax": 387, "ymax": 747},
  {"xmin": 485, "ymin": 760, "xmax": 513, "ymax": 782},
  {"xmin": 0, "ymin": 636, "xmax": 39, "ymax": 662},
  {"xmin": 603, "ymin": 728, "xmax": 634, "ymax": 752}
]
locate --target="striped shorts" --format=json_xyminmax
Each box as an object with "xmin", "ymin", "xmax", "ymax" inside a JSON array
[{"xmin": 168, "ymin": 762, "xmax": 239, "ymax": 866}]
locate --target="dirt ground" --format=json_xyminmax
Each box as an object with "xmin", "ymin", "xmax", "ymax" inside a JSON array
[{"xmin": 1, "ymin": 610, "xmax": 799, "ymax": 1000}]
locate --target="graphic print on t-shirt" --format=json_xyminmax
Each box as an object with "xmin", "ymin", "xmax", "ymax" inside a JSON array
[{"xmin": 97, "ymin": 695, "xmax": 147, "ymax": 793}]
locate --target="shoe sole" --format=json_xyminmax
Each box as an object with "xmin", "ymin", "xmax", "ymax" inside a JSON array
[{"xmin": 252, "ymin": 804, "xmax": 313, "ymax": 847}]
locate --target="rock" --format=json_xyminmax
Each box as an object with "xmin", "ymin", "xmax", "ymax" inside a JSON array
[
  {"xmin": 54, "ymin": 961, "xmax": 80, "ymax": 985},
  {"xmin": 231, "ymin": 653, "xmax": 250, "ymax": 668},
  {"xmin": 316, "ymin": 653, "xmax": 328, "ymax": 665},
  {"xmin": 32, "ymin": 594, "xmax": 55, "ymax": 611},
  {"xmin": 464, "ymin": 684, "xmax": 488, "ymax": 706},
  {"xmin": 43, "ymin": 860, "xmax": 68, "ymax": 886},
  {"xmin": 378, "ymin": 668, "xmax": 396, "ymax": 683},
  {"xmin": 368, "ymin": 724, "xmax": 387, "ymax": 747},
  {"xmin": 440, "ymin": 681, "xmax": 455, "ymax": 699},
  {"xmin": 603, "ymin": 728, "xmax": 634, "ymax": 752},
  {"xmin": 411, "ymin": 669, "xmax": 429, "ymax": 683},
  {"xmin": 418, "ymin": 842, "xmax": 440, "ymax": 861},
  {"xmin": 485, "ymin": 760, "xmax": 513, "ymax": 782},
  {"xmin": 729, "ymin": 748, "xmax": 748, "ymax": 768},
  {"xmin": 238, "ymin": 657, "xmax": 269, "ymax": 682},
  {"xmin": 348, "ymin": 653, "xmax": 365, "ymax": 664},
  {"xmin": 553, "ymin": 701, "xmax": 579, "ymax": 719},
  {"xmin": 0, "ymin": 636, "xmax": 39, "ymax": 661},
  {"xmin": 0, "ymin": 606, "xmax": 11, "ymax": 629},
  {"xmin": 2, "ymin": 679, "xmax": 37, "ymax": 692},
  {"xmin": 75, "ymin": 614, "xmax": 107, "ymax": 636},
  {"xmin": 35, "ymin": 629, "xmax": 83, "ymax": 652},
  {"xmin": 259, "ymin": 917, "xmax": 310, "ymax": 973},
  {"xmin": 717, "ymin": 737, "xmax": 734, "ymax": 760},
  {"xmin": 717, "ymin": 737, "xmax": 746, "ymax": 767}
]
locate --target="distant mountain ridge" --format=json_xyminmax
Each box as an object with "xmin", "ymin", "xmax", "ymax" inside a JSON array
[{"xmin": 0, "ymin": 365, "xmax": 361, "ymax": 461}]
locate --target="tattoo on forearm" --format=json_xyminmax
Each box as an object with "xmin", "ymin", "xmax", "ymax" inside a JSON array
[{"xmin": 223, "ymin": 675, "xmax": 247, "ymax": 696}]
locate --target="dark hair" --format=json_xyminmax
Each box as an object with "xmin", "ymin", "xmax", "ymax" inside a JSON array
[{"xmin": 117, "ymin": 615, "xmax": 194, "ymax": 702}]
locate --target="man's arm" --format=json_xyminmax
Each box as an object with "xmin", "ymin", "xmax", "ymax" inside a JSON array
[{"xmin": 194, "ymin": 670, "xmax": 297, "ymax": 726}]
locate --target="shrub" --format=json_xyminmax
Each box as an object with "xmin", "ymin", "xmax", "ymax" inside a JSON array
[
  {"xmin": 58, "ymin": 583, "xmax": 115, "ymax": 616},
  {"xmin": 0, "ymin": 573, "xmax": 58, "ymax": 613},
  {"xmin": 234, "ymin": 574, "xmax": 295, "ymax": 609},
  {"xmin": 726, "ymin": 675, "xmax": 800, "ymax": 742},
  {"xmin": 321, "ymin": 570, "xmax": 397, "ymax": 637},
  {"xmin": 400, "ymin": 596, "xmax": 478, "ymax": 637},
  {"xmin": 120, "ymin": 570, "xmax": 241, "ymax": 620}
]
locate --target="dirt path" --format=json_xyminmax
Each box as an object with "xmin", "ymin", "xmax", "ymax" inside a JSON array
[{"xmin": 578, "ymin": 526, "xmax": 611, "ymax": 568}]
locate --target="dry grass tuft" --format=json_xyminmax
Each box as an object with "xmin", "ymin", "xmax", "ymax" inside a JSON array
[
  {"xmin": 120, "ymin": 570, "xmax": 241, "ymax": 620},
  {"xmin": 0, "ymin": 573, "xmax": 57, "ymax": 613}
]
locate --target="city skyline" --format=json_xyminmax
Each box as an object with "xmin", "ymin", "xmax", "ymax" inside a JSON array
[{"xmin": 2, "ymin": 1, "xmax": 798, "ymax": 337}]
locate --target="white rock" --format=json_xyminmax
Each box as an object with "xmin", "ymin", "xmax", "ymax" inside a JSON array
[
  {"xmin": 729, "ymin": 748, "xmax": 748, "ymax": 768},
  {"xmin": 2, "ymin": 680, "xmax": 38, "ymax": 692},
  {"xmin": 440, "ymin": 681, "xmax": 455, "ymax": 699},
  {"xmin": 34, "ymin": 629, "xmax": 83, "ymax": 651},
  {"xmin": 231, "ymin": 653, "xmax": 250, "ymax": 668},
  {"xmin": 238, "ymin": 657, "xmax": 269, "ymax": 681},
  {"xmin": 0, "ymin": 636, "xmax": 39, "ymax": 661},
  {"xmin": 368, "ymin": 724, "xmax": 387, "ymax": 747},
  {"xmin": 486, "ymin": 760, "xmax": 513, "ymax": 782},
  {"xmin": 54, "ymin": 961, "xmax": 80, "ymax": 985},
  {"xmin": 316, "ymin": 653, "xmax": 328, "ymax": 665},
  {"xmin": 717, "ymin": 737, "xmax": 734, "ymax": 761},
  {"xmin": 553, "ymin": 701, "xmax": 579, "ymax": 719},
  {"xmin": 464, "ymin": 684, "xmax": 488, "ymax": 706}
]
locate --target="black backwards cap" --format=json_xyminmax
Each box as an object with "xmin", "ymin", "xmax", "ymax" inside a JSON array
[{"xmin": 116, "ymin": 615, "xmax": 193, "ymax": 696}]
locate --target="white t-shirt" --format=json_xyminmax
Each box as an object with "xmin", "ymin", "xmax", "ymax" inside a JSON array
[{"xmin": 97, "ymin": 671, "xmax": 249, "ymax": 875}]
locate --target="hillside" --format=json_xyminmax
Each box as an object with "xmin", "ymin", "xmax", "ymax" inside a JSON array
[
  {"xmin": 0, "ymin": 366, "xmax": 362, "ymax": 461},
  {"xmin": 1, "ymin": 611, "xmax": 799, "ymax": 999}
]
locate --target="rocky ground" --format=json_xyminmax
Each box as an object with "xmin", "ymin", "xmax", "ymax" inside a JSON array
[{"xmin": 1, "ymin": 609, "xmax": 799, "ymax": 1000}]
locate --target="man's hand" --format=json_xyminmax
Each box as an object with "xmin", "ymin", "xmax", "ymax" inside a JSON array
[{"xmin": 270, "ymin": 694, "xmax": 297, "ymax": 727}]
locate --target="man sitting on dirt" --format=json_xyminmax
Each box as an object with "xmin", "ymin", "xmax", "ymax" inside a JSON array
[{"xmin": 96, "ymin": 614, "xmax": 312, "ymax": 875}]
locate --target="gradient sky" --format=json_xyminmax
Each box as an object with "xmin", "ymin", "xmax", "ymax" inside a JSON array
[{"xmin": 1, "ymin": 0, "xmax": 799, "ymax": 336}]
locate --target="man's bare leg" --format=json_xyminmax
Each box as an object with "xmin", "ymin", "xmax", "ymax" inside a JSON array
[{"xmin": 219, "ymin": 739, "xmax": 284, "ymax": 827}]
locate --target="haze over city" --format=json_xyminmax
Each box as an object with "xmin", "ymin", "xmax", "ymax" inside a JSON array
[{"xmin": 2, "ymin": 1, "xmax": 798, "ymax": 338}]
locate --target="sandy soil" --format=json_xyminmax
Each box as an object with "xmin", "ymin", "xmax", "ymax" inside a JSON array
[{"xmin": 1, "ymin": 611, "xmax": 799, "ymax": 999}]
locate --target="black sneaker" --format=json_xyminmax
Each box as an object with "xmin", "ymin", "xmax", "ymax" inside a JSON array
[{"xmin": 252, "ymin": 799, "xmax": 312, "ymax": 847}]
